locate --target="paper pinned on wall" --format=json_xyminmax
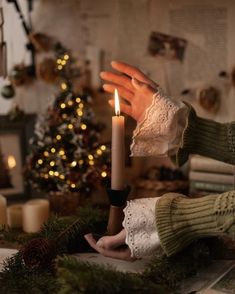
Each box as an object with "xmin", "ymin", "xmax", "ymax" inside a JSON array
[{"xmin": 149, "ymin": 0, "xmax": 232, "ymax": 97}]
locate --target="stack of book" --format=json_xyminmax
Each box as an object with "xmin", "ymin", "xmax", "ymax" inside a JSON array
[{"xmin": 189, "ymin": 155, "xmax": 235, "ymax": 194}]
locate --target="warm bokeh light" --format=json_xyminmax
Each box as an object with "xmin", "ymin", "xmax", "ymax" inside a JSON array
[{"xmin": 8, "ymin": 155, "xmax": 16, "ymax": 169}]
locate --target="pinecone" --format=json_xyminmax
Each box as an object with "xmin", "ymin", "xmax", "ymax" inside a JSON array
[{"xmin": 21, "ymin": 238, "xmax": 57, "ymax": 269}]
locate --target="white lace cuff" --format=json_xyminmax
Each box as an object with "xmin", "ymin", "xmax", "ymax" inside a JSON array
[
  {"xmin": 130, "ymin": 88, "xmax": 189, "ymax": 157},
  {"xmin": 122, "ymin": 197, "xmax": 161, "ymax": 258}
]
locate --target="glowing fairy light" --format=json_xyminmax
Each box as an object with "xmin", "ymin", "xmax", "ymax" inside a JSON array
[
  {"xmin": 51, "ymin": 148, "xmax": 56, "ymax": 153},
  {"xmin": 81, "ymin": 124, "xmax": 87, "ymax": 130},
  {"xmin": 96, "ymin": 149, "xmax": 102, "ymax": 155},
  {"xmin": 77, "ymin": 110, "xmax": 83, "ymax": 116},
  {"xmin": 64, "ymin": 54, "xmax": 69, "ymax": 60},
  {"xmin": 59, "ymin": 150, "xmax": 65, "ymax": 156},
  {"xmin": 61, "ymin": 83, "xmax": 67, "ymax": 91},
  {"xmin": 100, "ymin": 145, "xmax": 106, "ymax": 151},
  {"xmin": 101, "ymin": 171, "xmax": 107, "ymax": 178},
  {"xmin": 71, "ymin": 161, "xmax": 77, "ymax": 167}
]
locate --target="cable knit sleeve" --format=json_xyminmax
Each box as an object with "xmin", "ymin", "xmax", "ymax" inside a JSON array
[
  {"xmin": 122, "ymin": 197, "xmax": 162, "ymax": 258},
  {"xmin": 172, "ymin": 103, "xmax": 235, "ymax": 166},
  {"xmin": 130, "ymin": 88, "xmax": 189, "ymax": 157}
]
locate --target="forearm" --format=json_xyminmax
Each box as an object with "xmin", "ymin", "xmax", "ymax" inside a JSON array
[{"xmin": 173, "ymin": 103, "xmax": 235, "ymax": 166}]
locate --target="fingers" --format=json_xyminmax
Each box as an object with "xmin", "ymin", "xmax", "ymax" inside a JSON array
[
  {"xmin": 97, "ymin": 229, "xmax": 126, "ymax": 249},
  {"xmin": 111, "ymin": 61, "xmax": 151, "ymax": 84},
  {"xmin": 103, "ymin": 84, "xmax": 134, "ymax": 103},
  {"xmin": 100, "ymin": 71, "xmax": 133, "ymax": 91},
  {"xmin": 84, "ymin": 233, "xmax": 134, "ymax": 261},
  {"xmin": 84, "ymin": 233, "xmax": 99, "ymax": 251},
  {"xmin": 131, "ymin": 78, "xmax": 156, "ymax": 95}
]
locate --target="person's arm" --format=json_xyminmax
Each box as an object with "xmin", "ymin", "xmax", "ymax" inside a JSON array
[{"xmin": 173, "ymin": 103, "xmax": 235, "ymax": 166}]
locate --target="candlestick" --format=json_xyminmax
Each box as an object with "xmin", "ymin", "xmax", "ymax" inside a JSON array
[
  {"xmin": 22, "ymin": 199, "xmax": 49, "ymax": 233},
  {"xmin": 7, "ymin": 204, "xmax": 23, "ymax": 228},
  {"xmin": 0, "ymin": 194, "xmax": 7, "ymax": 225},
  {"xmin": 111, "ymin": 89, "xmax": 125, "ymax": 190}
]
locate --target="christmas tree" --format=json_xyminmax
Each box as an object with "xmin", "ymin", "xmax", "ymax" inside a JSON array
[{"xmin": 26, "ymin": 43, "xmax": 110, "ymax": 195}]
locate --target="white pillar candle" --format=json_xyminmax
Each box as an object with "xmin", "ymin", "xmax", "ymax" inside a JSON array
[
  {"xmin": 7, "ymin": 204, "xmax": 23, "ymax": 228},
  {"xmin": 111, "ymin": 89, "xmax": 125, "ymax": 190},
  {"xmin": 22, "ymin": 199, "xmax": 49, "ymax": 233},
  {"xmin": 0, "ymin": 194, "xmax": 7, "ymax": 225}
]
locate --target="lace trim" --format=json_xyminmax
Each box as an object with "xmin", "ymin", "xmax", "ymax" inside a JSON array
[
  {"xmin": 130, "ymin": 88, "xmax": 187, "ymax": 157},
  {"xmin": 123, "ymin": 198, "xmax": 161, "ymax": 258}
]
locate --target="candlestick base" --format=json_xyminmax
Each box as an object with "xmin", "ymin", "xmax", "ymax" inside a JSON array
[{"xmin": 106, "ymin": 186, "xmax": 131, "ymax": 236}]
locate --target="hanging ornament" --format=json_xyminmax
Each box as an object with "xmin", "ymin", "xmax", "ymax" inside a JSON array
[
  {"xmin": 9, "ymin": 64, "xmax": 32, "ymax": 86},
  {"xmin": 1, "ymin": 82, "xmax": 15, "ymax": 99},
  {"xmin": 29, "ymin": 32, "xmax": 54, "ymax": 52},
  {"xmin": 197, "ymin": 86, "xmax": 221, "ymax": 113},
  {"xmin": 37, "ymin": 58, "xmax": 58, "ymax": 84}
]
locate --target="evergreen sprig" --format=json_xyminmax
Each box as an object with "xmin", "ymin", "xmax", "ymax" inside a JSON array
[
  {"xmin": 0, "ymin": 207, "xmax": 229, "ymax": 294},
  {"xmin": 57, "ymin": 256, "xmax": 169, "ymax": 294}
]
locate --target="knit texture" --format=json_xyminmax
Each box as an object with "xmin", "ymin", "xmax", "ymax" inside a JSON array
[
  {"xmin": 155, "ymin": 191, "xmax": 235, "ymax": 256},
  {"xmin": 172, "ymin": 103, "xmax": 235, "ymax": 166}
]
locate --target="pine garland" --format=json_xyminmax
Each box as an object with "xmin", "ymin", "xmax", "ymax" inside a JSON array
[{"xmin": 0, "ymin": 206, "xmax": 230, "ymax": 294}]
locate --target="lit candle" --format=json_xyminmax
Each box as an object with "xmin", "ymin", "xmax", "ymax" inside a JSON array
[
  {"xmin": 7, "ymin": 204, "xmax": 23, "ymax": 228},
  {"xmin": 111, "ymin": 89, "xmax": 125, "ymax": 190},
  {"xmin": 0, "ymin": 194, "xmax": 7, "ymax": 225},
  {"xmin": 22, "ymin": 199, "xmax": 49, "ymax": 233}
]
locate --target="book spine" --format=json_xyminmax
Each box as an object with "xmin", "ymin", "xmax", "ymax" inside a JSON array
[
  {"xmin": 190, "ymin": 157, "xmax": 234, "ymax": 174},
  {"xmin": 189, "ymin": 171, "xmax": 235, "ymax": 184},
  {"xmin": 190, "ymin": 181, "xmax": 234, "ymax": 193}
]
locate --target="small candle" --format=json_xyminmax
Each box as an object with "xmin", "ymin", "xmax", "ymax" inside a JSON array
[
  {"xmin": 0, "ymin": 194, "xmax": 7, "ymax": 225},
  {"xmin": 111, "ymin": 89, "xmax": 125, "ymax": 190},
  {"xmin": 7, "ymin": 204, "xmax": 23, "ymax": 228},
  {"xmin": 22, "ymin": 199, "xmax": 49, "ymax": 233}
]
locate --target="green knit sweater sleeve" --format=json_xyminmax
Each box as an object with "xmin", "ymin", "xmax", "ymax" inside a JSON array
[
  {"xmin": 155, "ymin": 190, "xmax": 235, "ymax": 256},
  {"xmin": 172, "ymin": 103, "xmax": 235, "ymax": 166}
]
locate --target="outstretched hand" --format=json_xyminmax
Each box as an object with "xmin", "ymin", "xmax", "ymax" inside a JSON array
[
  {"xmin": 100, "ymin": 61, "xmax": 158, "ymax": 122},
  {"xmin": 84, "ymin": 229, "xmax": 135, "ymax": 261}
]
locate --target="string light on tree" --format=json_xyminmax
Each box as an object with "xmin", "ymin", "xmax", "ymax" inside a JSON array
[{"xmin": 25, "ymin": 42, "xmax": 111, "ymax": 195}]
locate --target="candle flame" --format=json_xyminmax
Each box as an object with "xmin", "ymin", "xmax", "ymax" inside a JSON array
[{"xmin": 114, "ymin": 88, "xmax": 120, "ymax": 116}]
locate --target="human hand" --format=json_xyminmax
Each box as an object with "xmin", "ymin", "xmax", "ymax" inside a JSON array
[
  {"xmin": 84, "ymin": 229, "xmax": 135, "ymax": 261},
  {"xmin": 100, "ymin": 61, "xmax": 159, "ymax": 122}
]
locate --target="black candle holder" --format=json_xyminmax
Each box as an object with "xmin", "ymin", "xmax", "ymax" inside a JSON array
[{"xmin": 106, "ymin": 186, "xmax": 131, "ymax": 235}]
